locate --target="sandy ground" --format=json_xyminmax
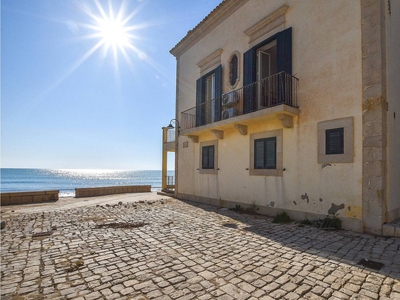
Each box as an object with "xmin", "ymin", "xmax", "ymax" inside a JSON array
[{"xmin": 0, "ymin": 192, "xmax": 169, "ymax": 215}]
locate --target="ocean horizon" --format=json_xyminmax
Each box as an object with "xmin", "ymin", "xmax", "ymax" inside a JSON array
[{"xmin": 0, "ymin": 168, "xmax": 174, "ymax": 197}]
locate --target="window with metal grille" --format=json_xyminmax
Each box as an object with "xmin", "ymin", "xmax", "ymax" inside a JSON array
[
  {"xmin": 254, "ymin": 137, "xmax": 276, "ymax": 169},
  {"xmin": 325, "ymin": 128, "xmax": 344, "ymax": 155},
  {"xmin": 202, "ymin": 145, "xmax": 215, "ymax": 169},
  {"xmin": 229, "ymin": 54, "xmax": 238, "ymax": 86}
]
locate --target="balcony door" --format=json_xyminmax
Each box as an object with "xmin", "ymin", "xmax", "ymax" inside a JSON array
[
  {"xmin": 196, "ymin": 65, "xmax": 222, "ymax": 127},
  {"xmin": 243, "ymin": 27, "xmax": 292, "ymax": 114},
  {"xmin": 257, "ymin": 40, "xmax": 277, "ymax": 108}
]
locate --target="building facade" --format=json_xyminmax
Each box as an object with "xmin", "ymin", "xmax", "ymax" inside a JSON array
[{"xmin": 169, "ymin": 0, "xmax": 400, "ymax": 235}]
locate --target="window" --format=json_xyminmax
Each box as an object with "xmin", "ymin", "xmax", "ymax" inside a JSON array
[
  {"xmin": 202, "ymin": 146, "xmax": 214, "ymax": 169},
  {"xmin": 199, "ymin": 140, "xmax": 218, "ymax": 174},
  {"xmin": 243, "ymin": 27, "xmax": 292, "ymax": 113},
  {"xmin": 318, "ymin": 117, "xmax": 354, "ymax": 163},
  {"xmin": 229, "ymin": 54, "xmax": 239, "ymax": 87},
  {"xmin": 254, "ymin": 137, "xmax": 277, "ymax": 169},
  {"xmin": 196, "ymin": 65, "xmax": 222, "ymax": 127},
  {"xmin": 250, "ymin": 129, "xmax": 283, "ymax": 176},
  {"xmin": 325, "ymin": 128, "xmax": 344, "ymax": 155}
]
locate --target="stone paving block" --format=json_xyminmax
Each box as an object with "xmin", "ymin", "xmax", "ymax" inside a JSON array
[{"xmin": 219, "ymin": 283, "xmax": 250, "ymax": 300}]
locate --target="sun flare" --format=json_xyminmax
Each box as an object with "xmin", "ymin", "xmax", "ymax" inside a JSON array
[
  {"xmin": 74, "ymin": 0, "xmax": 146, "ymax": 65},
  {"xmin": 97, "ymin": 18, "xmax": 130, "ymax": 48}
]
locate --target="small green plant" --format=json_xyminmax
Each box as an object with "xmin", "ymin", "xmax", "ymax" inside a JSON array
[
  {"xmin": 320, "ymin": 214, "xmax": 342, "ymax": 230},
  {"xmin": 75, "ymin": 260, "xmax": 84, "ymax": 267},
  {"xmin": 272, "ymin": 212, "xmax": 291, "ymax": 223},
  {"xmin": 245, "ymin": 207, "xmax": 255, "ymax": 214},
  {"xmin": 66, "ymin": 259, "xmax": 84, "ymax": 272},
  {"xmin": 300, "ymin": 219, "xmax": 312, "ymax": 225},
  {"xmin": 230, "ymin": 204, "xmax": 243, "ymax": 212}
]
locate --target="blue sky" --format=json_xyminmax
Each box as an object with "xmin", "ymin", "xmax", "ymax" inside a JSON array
[{"xmin": 1, "ymin": 0, "xmax": 222, "ymax": 170}]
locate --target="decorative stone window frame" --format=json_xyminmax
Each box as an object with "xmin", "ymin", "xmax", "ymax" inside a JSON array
[
  {"xmin": 250, "ymin": 129, "xmax": 283, "ymax": 176},
  {"xmin": 227, "ymin": 51, "xmax": 240, "ymax": 89},
  {"xmin": 199, "ymin": 140, "xmax": 218, "ymax": 174},
  {"xmin": 244, "ymin": 4, "xmax": 288, "ymax": 44},
  {"xmin": 197, "ymin": 49, "xmax": 223, "ymax": 76},
  {"xmin": 318, "ymin": 117, "xmax": 354, "ymax": 163}
]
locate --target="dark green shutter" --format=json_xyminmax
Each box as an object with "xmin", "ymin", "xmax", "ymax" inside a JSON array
[
  {"xmin": 265, "ymin": 138, "xmax": 277, "ymax": 169},
  {"xmin": 254, "ymin": 137, "xmax": 276, "ymax": 169},
  {"xmin": 202, "ymin": 146, "xmax": 208, "ymax": 168},
  {"xmin": 209, "ymin": 146, "xmax": 214, "ymax": 169},
  {"xmin": 277, "ymin": 27, "xmax": 292, "ymax": 75},
  {"xmin": 326, "ymin": 128, "xmax": 344, "ymax": 155},
  {"xmin": 202, "ymin": 146, "xmax": 215, "ymax": 169},
  {"xmin": 254, "ymin": 140, "xmax": 265, "ymax": 169},
  {"xmin": 243, "ymin": 48, "xmax": 256, "ymax": 114},
  {"xmin": 276, "ymin": 27, "xmax": 292, "ymax": 104},
  {"xmin": 214, "ymin": 65, "xmax": 222, "ymax": 122},
  {"xmin": 196, "ymin": 77, "xmax": 203, "ymax": 126}
]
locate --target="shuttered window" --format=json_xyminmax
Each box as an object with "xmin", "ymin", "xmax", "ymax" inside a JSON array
[
  {"xmin": 254, "ymin": 137, "xmax": 276, "ymax": 169},
  {"xmin": 243, "ymin": 27, "xmax": 292, "ymax": 114},
  {"xmin": 326, "ymin": 128, "xmax": 344, "ymax": 155},
  {"xmin": 196, "ymin": 65, "xmax": 222, "ymax": 126},
  {"xmin": 202, "ymin": 145, "xmax": 215, "ymax": 169}
]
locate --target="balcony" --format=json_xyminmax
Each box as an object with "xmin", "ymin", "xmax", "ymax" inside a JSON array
[{"xmin": 180, "ymin": 72, "xmax": 299, "ymax": 138}]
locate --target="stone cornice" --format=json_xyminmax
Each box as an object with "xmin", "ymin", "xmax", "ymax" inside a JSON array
[
  {"xmin": 197, "ymin": 48, "xmax": 223, "ymax": 74},
  {"xmin": 244, "ymin": 4, "xmax": 289, "ymax": 43},
  {"xmin": 170, "ymin": 0, "xmax": 249, "ymax": 58}
]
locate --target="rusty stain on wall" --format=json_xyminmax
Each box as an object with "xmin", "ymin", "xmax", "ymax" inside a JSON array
[{"xmin": 344, "ymin": 205, "xmax": 362, "ymax": 219}]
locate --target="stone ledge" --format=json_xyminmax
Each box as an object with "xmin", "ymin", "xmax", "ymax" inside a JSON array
[
  {"xmin": 75, "ymin": 185, "xmax": 151, "ymax": 198},
  {"xmin": 1, "ymin": 190, "xmax": 59, "ymax": 206}
]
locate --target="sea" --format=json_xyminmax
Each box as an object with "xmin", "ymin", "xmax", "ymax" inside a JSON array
[{"xmin": 0, "ymin": 168, "xmax": 174, "ymax": 198}]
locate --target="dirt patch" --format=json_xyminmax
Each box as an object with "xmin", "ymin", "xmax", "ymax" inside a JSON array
[
  {"xmin": 95, "ymin": 222, "xmax": 148, "ymax": 229},
  {"xmin": 32, "ymin": 231, "xmax": 53, "ymax": 238}
]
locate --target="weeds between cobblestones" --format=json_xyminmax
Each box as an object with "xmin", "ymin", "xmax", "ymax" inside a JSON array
[{"xmin": 1, "ymin": 196, "xmax": 400, "ymax": 299}]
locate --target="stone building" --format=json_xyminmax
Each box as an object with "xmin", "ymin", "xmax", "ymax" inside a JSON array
[{"xmin": 165, "ymin": 0, "xmax": 400, "ymax": 235}]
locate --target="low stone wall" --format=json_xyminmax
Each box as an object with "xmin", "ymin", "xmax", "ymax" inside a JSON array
[
  {"xmin": 1, "ymin": 190, "xmax": 59, "ymax": 206},
  {"xmin": 75, "ymin": 185, "xmax": 151, "ymax": 198}
]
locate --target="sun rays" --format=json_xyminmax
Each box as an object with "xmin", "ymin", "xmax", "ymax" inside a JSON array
[{"xmin": 77, "ymin": 0, "xmax": 143, "ymax": 67}]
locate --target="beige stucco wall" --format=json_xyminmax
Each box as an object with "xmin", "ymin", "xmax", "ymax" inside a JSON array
[
  {"xmin": 176, "ymin": 0, "xmax": 363, "ymax": 230},
  {"xmin": 386, "ymin": 0, "xmax": 400, "ymax": 221}
]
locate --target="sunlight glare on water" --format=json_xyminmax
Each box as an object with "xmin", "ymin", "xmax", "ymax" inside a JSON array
[{"xmin": 0, "ymin": 169, "xmax": 174, "ymax": 197}]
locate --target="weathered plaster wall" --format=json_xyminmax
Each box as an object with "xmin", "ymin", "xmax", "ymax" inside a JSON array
[
  {"xmin": 386, "ymin": 0, "xmax": 400, "ymax": 222},
  {"xmin": 175, "ymin": 0, "xmax": 363, "ymax": 230}
]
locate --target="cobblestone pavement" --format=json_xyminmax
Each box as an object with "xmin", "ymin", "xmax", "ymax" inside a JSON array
[{"xmin": 1, "ymin": 194, "xmax": 400, "ymax": 300}]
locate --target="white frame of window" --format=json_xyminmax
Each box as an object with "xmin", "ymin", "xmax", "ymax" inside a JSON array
[
  {"xmin": 199, "ymin": 140, "xmax": 218, "ymax": 174},
  {"xmin": 250, "ymin": 129, "xmax": 283, "ymax": 176}
]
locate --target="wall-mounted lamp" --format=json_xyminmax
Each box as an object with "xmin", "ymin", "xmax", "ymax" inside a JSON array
[{"xmin": 167, "ymin": 119, "xmax": 180, "ymax": 136}]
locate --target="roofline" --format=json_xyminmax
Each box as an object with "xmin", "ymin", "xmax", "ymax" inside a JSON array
[{"xmin": 170, "ymin": 0, "xmax": 249, "ymax": 58}]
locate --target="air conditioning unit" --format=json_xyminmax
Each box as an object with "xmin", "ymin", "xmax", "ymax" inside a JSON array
[
  {"xmin": 222, "ymin": 90, "xmax": 239, "ymax": 107},
  {"xmin": 222, "ymin": 108, "xmax": 238, "ymax": 120}
]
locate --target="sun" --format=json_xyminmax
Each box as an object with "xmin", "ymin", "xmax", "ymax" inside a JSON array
[
  {"xmin": 97, "ymin": 18, "xmax": 130, "ymax": 48},
  {"xmin": 75, "ymin": 0, "xmax": 145, "ymax": 63}
]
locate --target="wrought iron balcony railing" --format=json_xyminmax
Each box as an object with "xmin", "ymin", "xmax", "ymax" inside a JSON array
[{"xmin": 181, "ymin": 72, "xmax": 298, "ymax": 131}]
